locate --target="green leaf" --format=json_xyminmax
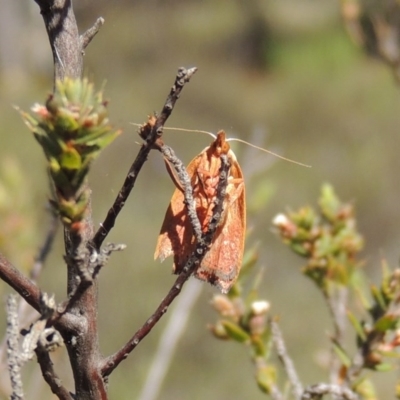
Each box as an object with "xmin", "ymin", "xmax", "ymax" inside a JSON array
[
  {"xmin": 209, "ymin": 321, "xmax": 230, "ymax": 340},
  {"xmin": 255, "ymin": 365, "xmax": 276, "ymax": 394},
  {"xmin": 373, "ymin": 362, "xmax": 393, "ymax": 372},
  {"xmin": 55, "ymin": 108, "xmax": 80, "ymax": 133},
  {"xmin": 290, "ymin": 242, "xmax": 310, "ymax": 256},
  {"xmin": 34, "ymin": 131, "xmax": 62, "ymax": 158},
  {"xmin": 70, "ymin": 166, "xmax": 90, "ymax": 190},
  {"xmin": 374, "ymin": 314, "xmax": 397, "ymax": 332},
  {"xmin": 353, "ymin": 377, "xmax": 377, "ymax": 400},
  {"xmin": 347, "ymin": 310, "xmax": 367, "ymax": 341},
  {"xmin": 58, "ymin": 194, "xmax": 88, "ymax": 223},
  {"xmin": 221, "ymin": 320, "xmax": 250, "ymax": 343},
  {"xmin": 86, "ymin": 129, "xmax": 121, "ymax": 149},
  {"xmin": 314, "ymin": 233, "xmax": 333, "ymax": 258},
  {"xmin": 352, "ymin": 272, "xmax": 371, "ymax": 309},
  {"xmin": 19, "ymin": 109, "xmax": 40, "ymax": 130},
  {"xmin": 371, "ymin": 285, "xmax": 387, "ymax": 313},
  {"xmin": 332, "ymin": 341, "xmax": 352, "ymax": 367},
  {"xmin": 49, "ymin": 158, "xmax": 71, "ymax": 190},
  {"xmin": 319, "ymin": 183, "xmax": 341, "ymax": 221},
  {"xmin": 252, "ymin": 336, "xmax": 267, "ymax": 357},
  {"xmin": 59, "ymin": 147, "xmax": 82, "ymax": 170}
]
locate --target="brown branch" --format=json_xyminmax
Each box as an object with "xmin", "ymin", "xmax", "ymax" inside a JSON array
[
  {"xmin": 64, "ymin": 235, "xmax": 92, "ymax": 294},
  {"xmin": 32, "ymin": 0, "xmax": 98, "ymax": 294},
  {"xmin": 80, "ymin": 17, "xmax": 104, "ymax": 50},
  {"xmin": 34, "ymin": 0, "xmax": 83, "ymax": 82},
  {"xmin": 100, "ymin": 152, "xmax": 230, "ymax": 378},
  {"xmin": 149, "ymin": 66, "xmax": 198, "ymax": 136},
  {"xmin": 0, "ymin": 254, "xmax": 41, "ymax": 313},
  {"xmin": 50, "ymin": 243, "xmax": 126, "ymax": 324},
  {"xmin": 92, "ymin": 67, "xmax": 198, "ymax": 250},
  {"xmin": 35, "ymin": 347, "xmax": 72, "ymax": 400},
  {"xmin": 17, "ymin": 4, "xmax": 196, "ymax": 398},
  {"xmin": 31, "ymin": 1, "xmax": 106, "ymax": 398},
  {"xmin": 100, "ymin": 262, "xmax": 197, "ymax": 378},
  {"xmin": 56, "ymin": 240, "xmax": 106, "ymax": 400},
  {"xmin": 32, "ymin": 0, "xmax": 97, "ymax": 291}
]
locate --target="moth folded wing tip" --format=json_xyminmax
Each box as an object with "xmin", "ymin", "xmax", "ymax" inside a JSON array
[
  {"xmin": 154, "ymin": 234, "xmax": 173, "ymax": 261},
  {"xmin": 194, "ymin": 267, "xmax": 234, "ymax": 294},
  {"xmin": 153, "ymin": 250, "xmax": 159, "ymax": 261},
  {"xmin": 216, "ymin": 281, "xmax": 232, "ymax": 294},
  {"xmin": 155, "ymin": 254, "xmax": 165, "ymax": 262},
  {"xmin": 154, "ymin": 247, "xmax": 173, "ymax": 262}
]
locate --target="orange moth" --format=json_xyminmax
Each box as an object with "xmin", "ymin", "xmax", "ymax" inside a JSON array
[{"xmin": 154, "ymin": 130, "xmax": 245, "ymax": 293}]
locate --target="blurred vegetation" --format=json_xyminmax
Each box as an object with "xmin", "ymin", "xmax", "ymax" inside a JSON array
[
  {"xmin": 0, "ymin": 0, "xmax": 400, "ymax": 399},
  {"xmin": 212, "ymin": 185, "xmax": 400, "ymax": 398},
  {"xmin": 19, "ymin": 78, "xmax": 120, "ymax": 229},
  {"xmin": 0, "ymin": 158, "xmax": 38, "ymax": 273},
  {"xmin": 273, "ymin": 185, "xmax": 400, "ymax": 399}
]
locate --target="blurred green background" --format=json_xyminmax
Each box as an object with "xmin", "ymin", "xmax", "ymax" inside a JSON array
[{"xmin": 1, "ymin": 0, "xmax": 400, "ymax": 398}]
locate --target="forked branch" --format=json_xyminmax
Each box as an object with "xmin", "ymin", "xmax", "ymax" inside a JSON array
[
  {"xmin": 101, "ymin": 151, "xmax": 230, "ymax": 377},
  {"xmin": 92, "ymin": 67, "xmax": 197, "ymax": 249}
]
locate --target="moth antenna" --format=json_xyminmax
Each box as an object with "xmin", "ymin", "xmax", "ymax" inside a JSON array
[
  {"xmin": 130, "ymin": 123, "xmax": 310, "ymax": 167},
  {"xmin": 163, "ymin": 126, "xmax": 217, "ymax": 139},
  {"xmin": 227, "ymin": 138, "xmax": 311, "ymax": 168},
  {"xmin": 130, "ymin": 123, "xmax": 217, "ymax": 139}
]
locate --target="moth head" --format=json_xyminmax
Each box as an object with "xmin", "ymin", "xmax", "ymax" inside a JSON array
[{"xmin": 211, "ymin": 130, "xmax": 230, "ymax": 156}]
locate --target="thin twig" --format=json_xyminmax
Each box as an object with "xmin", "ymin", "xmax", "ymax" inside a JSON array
[
  {"xmin": 152, "ymin": 66, "xmax": 198, "ymax": 133},
  {"xmin": 0, "ymin": 254, "xmax": 41, "ymax": 313},
  {"xmin": 20, "ymin": 293, "xmax": 60, "ymax": 362},
  {"xmin": 35, "ymin": 347, "xmax": 72, "ymax": 400},
  {"xmin": 80, "ymin": 17, "xmax": 105, "ymax": 50},
  {"xmin": 301, "ymin": 383, "xmax": 359, "ymax": 400},
  {"xmin": 50, "ymin": 243, "xmax": 126, "ymax": 323},
  {"xmin": 0, "ymin": 209, "xmax": 57, "ymax": 397},
  {"xmin": 92, "ymin": 67, "xmax": 198, "ymax": 249},
  {"xmin": 31, "ymin": 207, "xmax": 59, "ymax": 282},
  {"xmin": 271, "ymin": 319, "xmax": 303, "ymax": 400},
  {"xmin": 29, "ymin": 295, "xmax": 74, "ymax": 400},
  {"xmin": 6, "ymin": 294, "xmax": 23, "ymax": 400},
  {"xmin": 138, "ymin": 279, "xmax": 203, "ymax": 400},
  {"xmin": 159, "ymin": 144, "xmax": 203, "ymax": 241},
  {"xmin": 101, "ymin": 153, "xmax": 230, "ymax": 378}
]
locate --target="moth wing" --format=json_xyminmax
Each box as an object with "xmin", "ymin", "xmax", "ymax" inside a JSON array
[
  {"xmin": 154, "ymin": 152, "xmax": 204, "ymax": 272},
  {"xmin": 195, "ymin": 156, "xmax": 246, "ymax": 293}
]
